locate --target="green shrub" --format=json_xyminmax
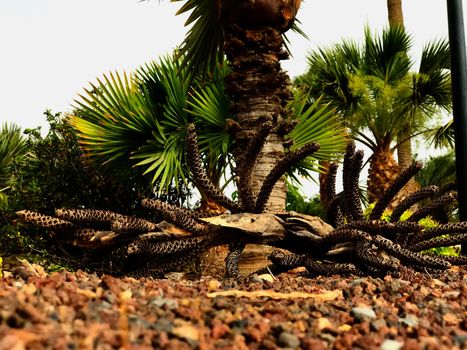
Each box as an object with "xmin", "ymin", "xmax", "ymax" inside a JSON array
[{"xmin": 1, "ymin": 110, "xmax": 190, "ymax": 268}]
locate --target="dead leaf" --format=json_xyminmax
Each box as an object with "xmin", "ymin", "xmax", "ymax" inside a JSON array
[{"xmin": 206, "ymin": 289, "xmax": 342, "ymax": 302}]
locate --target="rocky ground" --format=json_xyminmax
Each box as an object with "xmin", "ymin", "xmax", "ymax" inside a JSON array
[{"xmin": 0, "ymin": 263, "xmax": 466, "ymax": 350}]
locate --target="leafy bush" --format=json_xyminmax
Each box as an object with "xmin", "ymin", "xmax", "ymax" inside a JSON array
[{"xmin": 286, "ymin": 182, "xmax": 326, "ymax": 218}]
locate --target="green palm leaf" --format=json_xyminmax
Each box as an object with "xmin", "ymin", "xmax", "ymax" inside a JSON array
[
  {"xmin": 0, "ymin": 123, "xmax": 28, "ymax": 189},
  {"xmin": 287, "ymin": 95, "xmax": 349, "ymax": 178}
]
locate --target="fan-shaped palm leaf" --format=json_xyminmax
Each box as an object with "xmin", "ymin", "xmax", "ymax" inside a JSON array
[
  {"xmin": 0, "ymin": 123, "xmax": 28, "ymax": 189},
  {"xmin": 172, "ymin": 0, "xmax": 307, "ymax": 77},
  {"xmin": 286, "ymin": 95, "xmax": 349, "ymax": 180}
]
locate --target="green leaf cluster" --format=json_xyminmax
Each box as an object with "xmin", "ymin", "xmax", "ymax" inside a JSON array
[
  {"xmin": 72, "ymin": 56, "xmax": 233, "ymax": 193},
  {"xmin": 297, "ymin": 26, "xmax": 452, "ymax": 152}
]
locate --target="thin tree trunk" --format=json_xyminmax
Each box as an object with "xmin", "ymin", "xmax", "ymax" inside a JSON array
[
  {"xmin": 387, "ymin": 0, "xmax": 419, "ymax": 201},
  {"xmin": 387, "ymin": 0, "xmax": 404, "ymax": 26}
]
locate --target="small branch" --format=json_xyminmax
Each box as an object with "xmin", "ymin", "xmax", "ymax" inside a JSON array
[
  {"xmin": 141, "ymin": 198, "xmax": 208, "ymax": 235},
  {"xmin": 347, "ymin": 150, "xmax": 364, "ymax": 220},
  {"xmin": 355, "ymin": 241, "xmax": 398, "ymax": 271},
  {"xmin": 16, "ymin": 210, "xmax": 74, "ymax": 232},
  {"xmin": 55, "ymin": 208, "xmax": 121, "ymax": 223},
  {"xmin": 225, "ymin": 241, "xmax": 245, "ymax": 278},
  {"xmin": 342, "ymin": 142, "xmax": 356, "ymax": 218},
  {"xmin": 410, "ymin": 221, "xmax": 467, "ymax": 244},
  {"xmin": 236, "ymin": 122, "xmax": 272, "ymax": 212}
]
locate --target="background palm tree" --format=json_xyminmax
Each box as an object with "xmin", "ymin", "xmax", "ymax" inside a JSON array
[{"xmin": 296, "ymin": 26, "xmax": 451, "ymax": 205}]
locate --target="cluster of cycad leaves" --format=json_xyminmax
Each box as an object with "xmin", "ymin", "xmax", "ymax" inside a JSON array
[{"xmin": 17, "ymin": 125, "xmax": 467, "ymax": 279}]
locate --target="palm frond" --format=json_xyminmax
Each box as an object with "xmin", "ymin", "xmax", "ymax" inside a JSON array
[
  {"xmin": 0, "ymin": 123, "xmax": 28, "ymax": 188},
  {"xmin": 429, "ymin": 118, "xmax": 454, "ymax": 149},
  {"xmin": 286, "ymin": 96, "xmax": 349, "ymax": 178},
  {"xmin": 187, "ymin": 77, "xmax": 233, "ymax": 183},
  {"xmin": 173, "ymin": 0, "xmax": 224, "ymax": 77},
  {"xmin": 363, "ymin": 25, "xmax": 412, "ymax": 83}
]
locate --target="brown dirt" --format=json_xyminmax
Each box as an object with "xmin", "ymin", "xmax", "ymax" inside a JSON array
[{"xmin": 0, "ymin": 265, "xmax": 466, "ymax": 350}]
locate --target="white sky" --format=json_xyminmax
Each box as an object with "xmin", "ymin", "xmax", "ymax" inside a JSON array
[{"xmin": 0, "ymin": 0, "xmax": 458, "ymax": 131}]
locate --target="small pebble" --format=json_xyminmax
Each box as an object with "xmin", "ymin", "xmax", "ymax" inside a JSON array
[
  {"xmin": 278, "ymin": 332, "xmax": 300, "ymax": 349},
  {"xmin": 381, "ymin": 339, "xmax": 403, "ymax": 350},
  {"xmin": 399, "ymin": 314, "xmax": 418, "ymax": 327},
  {"xmin": 351, "ymin": 307, "xmax": 377, "ymax": 321}
]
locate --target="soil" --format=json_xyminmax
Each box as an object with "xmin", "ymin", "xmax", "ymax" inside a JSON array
[{"xmin": 0, "ymin": 264, "xmax": 466, "ymax": 350}]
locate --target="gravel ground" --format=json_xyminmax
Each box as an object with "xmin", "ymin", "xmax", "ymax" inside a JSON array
[{"xmin": 0, "ymin": 265, "xmax": 466, "ymax": 350}]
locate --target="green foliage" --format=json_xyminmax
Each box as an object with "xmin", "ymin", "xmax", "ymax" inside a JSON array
[
  {"xmin": 297, "ymin": 26, "xmax": 451, "ymax": 152},
  {"xmin": 72, "ymin": 56, "xmax": 233, "ymax": 193},
  {"xmin": 287, "ymin": 96, "xmax": 348, "ymax": 179},
  {"xmin": 285, "ymin": 183, "xmax": 326, "ymax": 218},
  {"xmin": 1, "ymin": 111, "xmax": 185, "ymax": 266},
  {"xmin": 415, "ymin": 150, "xmax": 456, "ymax": 190},
  {"xmin": 72, "ymin": 55, "xmax": 349, "ymax": 198},
  {"xmin": 0, "ymin": 123, "xmax": 28, "ymax": 207}
]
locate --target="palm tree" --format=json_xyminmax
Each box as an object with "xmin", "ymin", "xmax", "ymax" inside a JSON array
[
  {"xmin": 297, "ymin": 26, "xmax": 451, "ymax": 204},
  {"xmin": 0, "ymin": 123, "xmax": 28, "ymax": 207},
  {"xmin": 71, "ymin": 55, "xmax": 348, "ymax": 211}
]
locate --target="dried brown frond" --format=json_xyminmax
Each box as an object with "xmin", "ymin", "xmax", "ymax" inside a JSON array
[
  {"xmin": 407, "ymin": 192, "xmax": 457, "ymax": 222},
  {"xmin": 186, "ymin": 124, "xmax": 241, "ymax": 213},
  {"xmin": 255, "ymin": 142, "xmax": 320, "ymax": 212},
  {"xmin": 372, "ymin": 235, "xmax": 450, "ymax": 269},
  {"xmin": 370, "ymin": 162, "xmax": 423, "ymax": 220},
  {"xmin": 390, "ymin": 185, "xmax": 439, "ymax": 222},
  {"xmin": 16, "ymin": 210, "xmax": 74, "ymax": 231}
]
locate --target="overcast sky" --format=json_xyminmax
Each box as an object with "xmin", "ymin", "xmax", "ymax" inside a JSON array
[{"xmin": 0, "ymin": 0, "xmax": 460, "ymax": 131}]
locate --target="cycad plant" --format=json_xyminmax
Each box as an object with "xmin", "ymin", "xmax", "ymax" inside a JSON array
[{"xmin": 297, "ymin": 26, "xmax": 451, "ymax": 206}]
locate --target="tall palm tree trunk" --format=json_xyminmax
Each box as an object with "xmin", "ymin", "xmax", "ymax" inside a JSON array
[
  {"xmin": 387, "ymin": 0, "xmax": 420, "ymax": 201},
  {"xmin": 224, "ymin": 26, "xmax": 291, "ymax": 212},
  {"xmin": 387, "ymin": 0, "xmax": 411, "ymax": 171},
  {"xmin": 387, "ymin": 0, "xmax": 404, "ymax": 26},
  {"xmin": 367, "ymin": 144, "xmax": 400, "ymax": 205}
]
